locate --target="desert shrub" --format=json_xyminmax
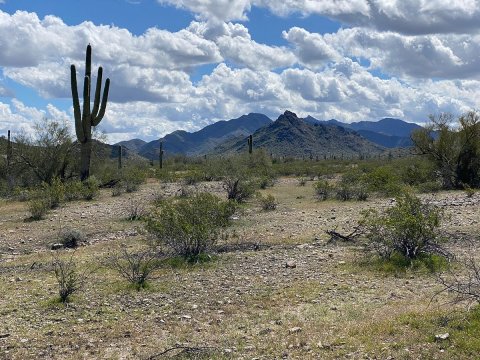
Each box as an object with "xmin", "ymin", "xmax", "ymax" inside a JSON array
[
  {"xmin": 258, "ymin": 193, "xmax": 277, "ymax": 210},
  {"xmin": 360, "ymin": 192, "xmax": 445, "ymax": 261},
  {"xmin": 335, "ymin": 170, "xmax": 369, "ymax": 201},
  {"xmin": 52, "ymin": 253, "xmax": 88, "ymax": 303},
  {"xmin": 223, "ymin": 177, "xmax": 256, "ymax": 202},
  {"xmin": 81, "ymin": 176, "xmax": 99, "ymax": 200},
  {"xmin": 298, "ymin": 177, "xmax": 307, "ymax": 186},
  {"xmin": 364, "ymin": 167, "xmax": 402, "ymax": 196},
  {"xmin": 59, "ymin": 228, "xmax": 85, "ymax": 249},
  {"xmin": 258, "ymin": 176, "xmax": 274, "ymax": 189},
  {"xmin": 42, "ymin": 177, "xmax": 65, "ymax": 208},
  {"xmin": 146, "ymin": 193, "xmax": 236, "ymax": 260},
  {"xmin": 27, "ymin": 197, "xmax": 50, "ymax": 220},
  {"xmin": 122, "ymin": 167, "xmax": 146, "ymax": 193},
  {"xmin": 124, "ymin": 198, "xmax": 147, "ymax": 220},
  {"xmin": 111, "ymin": 182, "xmax": 124, "ymax": 197},
  {"xmin": 416, "ymin": 180, "xmax": 443, "ymax": 193},
  {"xmin": 464, "ymin": 184, "xmax": 475, "ymax": 198},
  {"xmin": 106, "ymin": 246, "xmax": 162, "ymax": 290},
  {"xmin": 438, "ymin": 256, "xmax": 480, "ymax": 304},
  {"xmin": 64, "ymin": 180, "xmax": 85, "ymax": 201},
  {"xmin": 314, "ymin": 179, "xmax": 332, "ymax": 200}
]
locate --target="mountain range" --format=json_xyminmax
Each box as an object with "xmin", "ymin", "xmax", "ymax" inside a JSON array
[{"xmin": 114, "ymin": 111, "xmax": 422, "ymax": 160}]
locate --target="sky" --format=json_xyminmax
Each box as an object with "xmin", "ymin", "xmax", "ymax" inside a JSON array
[{"xmin": 1, "ymin": 0, "xmax": 480, "ymax": 143}]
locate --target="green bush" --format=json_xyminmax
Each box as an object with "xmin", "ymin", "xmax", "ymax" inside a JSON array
[
  {"xmin": 314, "ymin": 180, "xmax": 332, "ymax": 200},
  {"xmin": 223, "ymin": 177, "xmax": 256, "ymax": 202},
  {"xmin": 360, "ymin": 192, "xmax": 445, "ymax": 261},
  {"xmin": 106, "ymin": 246, "xmax": 162, "ymax": 290},
  {"xmin": 335, "ymin": 170, "xmax": 369, "ymax": 201},
  {"xmin": 81, "ymin": 176, "xmax": 99, "ymax": 200},
  {"xmin": 59, "ymin": 228, "xmax": 85, "ymax": 248},
  {"xmin": 27, "ymin": 197, "xmax": 51, "ymax": 220},
  {"xmin": 42, "ymin": 177, "xmax": 65, "ymax": 208},
  {"xmin": 416, "ymin": 180, "xmax": 443, "ymax": 193},
  {"xmin": 146, "ymin": 193, "xmax": 236, "ymax": 261},
  {"xmin": 364, "ymin": 167, "xmax": 402, "ymax": 196},
  {"xmin": 258, "ymin": 193, "xmax": 277, "ymax": 210},
  {"xmin": 64, "ymin": 180, "xmax": 85, "ymax": 201}
]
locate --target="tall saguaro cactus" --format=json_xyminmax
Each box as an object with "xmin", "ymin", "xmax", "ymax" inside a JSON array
[
  {"xmin": 159, "ymin": 141, "xmax": 164, "ymax": 169},
  {"xmin": 71, "ymin": 44, "xmax": 110, "ymax": 181},
  {"xmin": 247, "ymin": 134, "xmax": 253, "ymax": 154}
]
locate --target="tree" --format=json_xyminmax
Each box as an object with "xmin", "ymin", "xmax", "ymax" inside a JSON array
[
  {"xmin": 13, "ymin": 118, "xmax": 75, "ymax": 185},
  {"xmin": 71, "ymin": 44, "xmax": 110, "ymax": 181},
  {"xmin": 411, "ymin": 111, "xmax": 480, "ymax": 189}
]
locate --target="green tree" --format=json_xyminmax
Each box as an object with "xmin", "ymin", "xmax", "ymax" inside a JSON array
[
  {"xmin": 13, "ymin": 118, "xmax": 75, "ymax": 185},
  {"xmin": 412, "ymin": 111, "xmax": 480, "ymax": 188}
]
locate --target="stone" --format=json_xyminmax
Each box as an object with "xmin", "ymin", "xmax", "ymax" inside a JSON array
[
  {"xmin": 50, "ymin": 243, "xmax": 63, "ymax": 250},
  {"xmin": 285, "ymin": 261, "xmax": 296, "ymax": 269},
  {"xmin": 289, "ymin": 327, "xmax": 302, "ymax": 334},
  {"xmin": 435, "ymin": 333, "xmax": 450, "ymax": 341}
]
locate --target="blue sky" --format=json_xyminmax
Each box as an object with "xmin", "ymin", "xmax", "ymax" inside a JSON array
[{"xmin": 1, "ymin": 0, "xmax": 480, "ymax": 142}]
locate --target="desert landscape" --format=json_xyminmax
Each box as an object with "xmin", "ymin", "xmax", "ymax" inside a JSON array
[{"xmin": 1, "ymin": 170, "xmax": 480, "ymax": 359}]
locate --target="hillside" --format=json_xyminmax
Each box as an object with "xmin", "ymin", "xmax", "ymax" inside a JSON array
[
  {"xmin": 304, "ymin": 116, "xmax": 421, "ymax": 148},
  {"xmin": 214, "ymin": 111, "xmax": 384, "ymax": 157},
  {"xmin": 139, "ymin": 113, "xmax": 272, "ymax": 159}
]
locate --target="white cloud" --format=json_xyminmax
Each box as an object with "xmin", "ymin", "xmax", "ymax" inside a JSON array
[{"xmin": 158, "ymin": 0, "xmax": 480, "ymax": 35}]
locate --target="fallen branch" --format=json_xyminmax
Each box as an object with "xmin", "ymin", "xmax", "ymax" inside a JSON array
[{"xmin": 326, "ymin": 226, "xmax": 363, "ymax": 243}]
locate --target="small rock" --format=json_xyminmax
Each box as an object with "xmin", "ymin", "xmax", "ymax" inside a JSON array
[
  {"xmin": 181, "ymin": 315, "xmax": 191, "ymax": 320},
  {"xmin": 289, "ymin": 327, "xmax": 302, "ymax": 334},
  {"xmin": 224, "ymin": 348, "xmax": 233, "ymax": 354},
  {"xmin": 435, "ymin": 333, "xmax": 450, "ymax": 341},
  {"xmin": 50, "ymin": 243, "xmax": 63, "ymax": 250},
  {"xmin": 285, "ymin": 261, "xmax": 296, "ymax": 269}
]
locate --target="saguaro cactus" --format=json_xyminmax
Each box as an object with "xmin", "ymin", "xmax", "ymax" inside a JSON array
[
  {"xmin": 247, "ymin": 134, "xmax": 253, "ymax": 154},
  {"xmin": 159, "ymin": 141, "xmax": 164, "ymax": 169},
  {"xmin": 71, "ymin": 44, "xmax": 110, "ymax": 181},
  {"xmin": 6, "ymin": 130, "xmax": 11, "ymax": 169},
  {"xmin": 118, "ymin": 145, "xmax": 122, "ymax": 169}
]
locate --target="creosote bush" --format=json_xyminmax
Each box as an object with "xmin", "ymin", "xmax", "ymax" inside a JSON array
[
  {"xmin": 52, "ymin": 253, "xmax": 88, "ymax": 303},
  {"xmin": 81, "ymin": 176, "xmax": 99, "ymax": 200},
  {"xmin": 314, "ymin": 179, "xmax": 332, "ymax": 201},
  {"xmin": 59, "ymin": 228, "xmax": 85, "ymax": 249},
  {"xmin": 146, "ymin": 192, "xmax": 236, "ymax": 261},
  {"xmin": 360, "ymin": 192, "xmax": 446, "ymax": 262},
  {"xmin": 258, "ymin": 193, "xmax": 277, "ymax": 210},
  {"xmin": 106, "ymin": 246, "xmax": 162, "ymax": 290},
  {"xmin": 27, "ymin": 197, "xmax": 51, "ymax": 220}
]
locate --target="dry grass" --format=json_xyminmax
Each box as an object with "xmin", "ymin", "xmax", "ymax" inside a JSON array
[{"xmin": 1, "ymin": 178, "xmax": 480, "ymax": 358}]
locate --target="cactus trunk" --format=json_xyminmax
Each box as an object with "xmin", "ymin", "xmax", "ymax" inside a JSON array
[
  {"xmin": 118, "ymin": 145, "xmax": 122, "ymax": 169},
  {"xmin": 80, "ymin": 139, "xmax": 93, "ymax": 181},
  {"xmin": 71, "ymin": 44, "xmax": 110, "ymax": 181},
  {"xmin": 247, "ymin": 134, "xmax": 253, "ymax": 154},
  {"xmin": 159, "ymin": 141, "xmax": 164, "ymax": 169},
  {"xmin": 6, "ymin": 130, "xmax": 13, "ymax": 188}
]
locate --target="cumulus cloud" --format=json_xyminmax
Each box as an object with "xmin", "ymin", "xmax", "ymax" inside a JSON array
[
  {"xmin": 158, "ymin": 0, "xmax": 480, "ymax": 35},
  {"xmin": 284, "ymin": 27, "xmax": 480, "ymax": 80}
]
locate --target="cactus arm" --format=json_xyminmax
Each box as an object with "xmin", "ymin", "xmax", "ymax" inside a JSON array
[
  {"xmin": 93, "ymin": 78, "xmax": 110, "ymax": 126},
  {"xmin": 71, "ymin": 65, "xmax": 86, "ymax": 143},
  {"xmin": 85, "ymin": 44, "xmax": 92, "ymax": 90},
  {"xmin": 91, "ymin": 67, "xmax": 103, "ymax": 119},
  {"xmin": 82, "ymin": 75, "xmax": 91, "ymax": 140}
]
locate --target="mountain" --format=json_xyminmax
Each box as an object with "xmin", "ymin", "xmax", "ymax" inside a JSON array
[
  {"xmin": 305, "ymin": 116, "xmax": 421, "ymax": 148},
  {"xmin": 115, "ymin": 138, "xmax": 147, "ymax": 153},
  {"xmin": 139, "ymin": 113, "xmax": 272, "ymax": 159},
  {"xmin": 214, "ymin": 111, "xmax": 384, "ymax": 157}
]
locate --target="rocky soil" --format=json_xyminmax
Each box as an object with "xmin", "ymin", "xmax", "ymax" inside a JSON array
[{"xmin": 0, "ymin": 178, "xmax": 479, "ymax": 359}]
